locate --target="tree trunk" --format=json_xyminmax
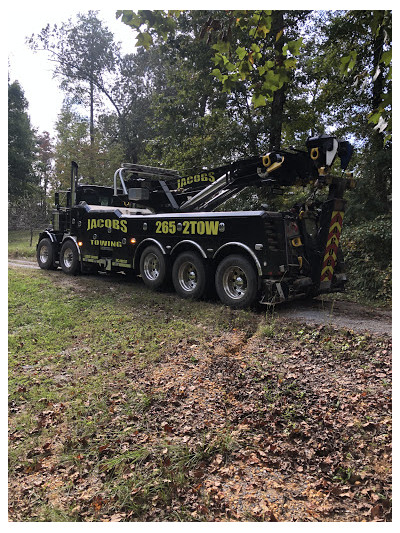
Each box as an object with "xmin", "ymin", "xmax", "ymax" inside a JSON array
[
  {"xmin": 89, "ymin": 78, "xmax": 94, "ymax": 147},
  {"xmin": 370, "ymin": 12, "xmax": 389, "ymax": 211},
  {"xmin": 269, "ymin": 11, "xmax": 286, "ymax": 151},
  {"xmin": 239, "ymin": 89, "xmax": 258, "ymax": 156},
  {"xmin": 89, "ymin": 77, "xmax": 95, "ymax": 183},
  {"xmin": 269, "ymin": 86, "xmax": 286, "ymax": 151}
]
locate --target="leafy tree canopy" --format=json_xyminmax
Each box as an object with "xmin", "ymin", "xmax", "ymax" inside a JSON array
[{"xmin": 8, "ymin": 80, "xmax": 37, "ymax": 203}]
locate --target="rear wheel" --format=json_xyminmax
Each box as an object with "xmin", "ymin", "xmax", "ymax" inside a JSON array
[
  {"xmin": 37, "ymin": 238, "xmax": 56, "ymax": 270},
  {"xmin": 172, "ymin": 251, "xmax": 207, "ymax": 300},
  {"xmin": 140, "ymin": 245, "xmax": 167, "ymax": 290},
  {"xmin": 59, "ymin": 240, "xmax": 80, "ymax": 275},
  {"xmin": 215, "ymin": 254, "xmax": 258, "ymax": 308}
]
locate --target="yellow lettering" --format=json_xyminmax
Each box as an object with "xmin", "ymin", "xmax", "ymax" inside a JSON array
[
  {"xmin": 197, "ymin": 221, "xmax": 205, "ymax": 234},
  {"xmin": 87, "ymin": 218, "xmax": 128, "ymax": 233},
  {"xmin": 205, "ymin": 220, "xmax": 219, "ymax": 235}
]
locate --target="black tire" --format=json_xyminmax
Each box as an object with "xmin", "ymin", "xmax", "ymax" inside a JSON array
[
  {"xmin": 172, "ymin": 251, "xmax": 207, "ymax": 300},
  {"xmin": 215, "ymin": 254, "xmax": 258, "ymax": 308},
  {"xmin": 59, "ymin": 240, "xmax": 80, "ymax": 275},
  {"xmin": 37, "ymin": 238, "xmax": 56, "ymax": 270},
  {"xmin": 139, "ymin": 245, "xmax": 168, "ymax": 290}
]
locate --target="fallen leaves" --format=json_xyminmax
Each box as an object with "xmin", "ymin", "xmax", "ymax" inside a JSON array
[{"xmin": 9, "ymin": 322, "xmax": 392, "ymax": 522}]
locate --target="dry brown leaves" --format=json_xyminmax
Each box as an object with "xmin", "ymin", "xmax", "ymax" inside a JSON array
[{"xmin": 9, "ymin": 322, "xmax": 391, "ymax": 522}]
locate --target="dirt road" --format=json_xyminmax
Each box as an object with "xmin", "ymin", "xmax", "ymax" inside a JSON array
[
  {"xmin": 278, "ymin": 298, "xmax": 391, "ymax": 336},
  {"xmin": 9, "ymin": 259, "xmax": 391, "ymax": 336}
]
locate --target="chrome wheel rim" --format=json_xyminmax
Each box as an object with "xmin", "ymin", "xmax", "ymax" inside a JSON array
[
  {"xmin": 143, "ymin": 253, "xmax": 160, "ymax": 281},
  {"xmin": 222, "ymin": 266, "xmax": 248, "ymax": 299},
  {"xmin": 63, "ymin": 247, "xmax": 74, "ymax": 269},
  {"xmin": 178, "ymin": 262, "xmax": 198, "ymax": 292},
  {"xmin": 39, "ymin": 245, "xmax": 49, "ymax": 264}
]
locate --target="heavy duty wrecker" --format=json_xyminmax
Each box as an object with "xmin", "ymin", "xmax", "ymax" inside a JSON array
[{"xmin": 37, "ymin": 134, "xmax": 354, "ymax": 308}]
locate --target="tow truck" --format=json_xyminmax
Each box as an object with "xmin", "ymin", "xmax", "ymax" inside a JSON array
[{"xmin": 36, "ymin": 134, "xmax": 354, "ymax": 308}]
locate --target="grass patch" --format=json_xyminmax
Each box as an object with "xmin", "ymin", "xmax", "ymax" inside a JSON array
[
  {"xmin": 8, "ymin": 230, "xmax": 38, "ymax": 259},
  {"xmin": 8, "ymin": 266, "xmax": 259, "ymax": 521},
  {"xmin": 257, "ymin": 310, "xmax": 278, "ymax": 338},
  {"xmin": 8, "ymin": 264, "xmax": 392, "ymax": 522}
]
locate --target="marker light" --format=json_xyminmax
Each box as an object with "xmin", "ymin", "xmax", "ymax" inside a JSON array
[
  {"xmin": 130, "ymin": 238, "xmax": 137, "ymax": 244},
  {"xmin": 78, "ymin": 241, "xmax": 83, "ymax": 247}
]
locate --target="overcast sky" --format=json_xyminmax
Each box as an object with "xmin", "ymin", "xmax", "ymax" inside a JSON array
[{"xmin": 6, "ymin": 4, "xmax": 138, "ymax": 137}]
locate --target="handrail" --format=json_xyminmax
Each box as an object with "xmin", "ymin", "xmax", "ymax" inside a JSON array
[{"xmin": 113, "ymin": 168, "xmax": 128, "ymax": 197}]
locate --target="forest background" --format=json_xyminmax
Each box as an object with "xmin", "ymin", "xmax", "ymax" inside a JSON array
[{"xmin": 8, "ymin": 9, "xmax": 392, "ymax": 303}]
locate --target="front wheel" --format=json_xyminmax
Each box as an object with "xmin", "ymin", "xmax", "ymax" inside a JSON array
[
  {"xmin": 172, "ymin": 251, "xmax": 207, "ymax": 300},
  {"xmin": 215, "ymin": 254, "xmax": 258, "ymax": 308},
  {"xmin": 59, "ymin": 240, "xmax": 80, "ymax": 275},
  {"xmin": 37, "ymin": 238, "xmax": 56, "ymax": 270}
]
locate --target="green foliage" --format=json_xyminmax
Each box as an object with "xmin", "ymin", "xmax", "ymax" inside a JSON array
[
  {"xmin": 116, "ymin": 9, "xmax": 178, "ymax": 43},
  {"xmin": 54, "ymin": 103, "xmax": 124, "ymax": 187},
  {"xmin": 119, "ymin": 13, "xmax": 261, "ymax": 169},
  {"xmin": 28, "ymin": 10, "xmax": 121, "ymax": 151},
  {"xmin": 341, "ymin": 215, "xmax": 391, "ymax": 302},
  {"xmin": 340, "ymin": 50, "xmax": 358, "ymax": 74},
  {"xmin": 120, "ymin": 10, "xmax": 305, "ymax": 109},
  {"xmin": 8, "ymin": 81, "xmax": 37, "ymax": 203},
  {"xmin": 28, "ymin": 11, "xmax": 120, "ymax": 108},
  {"xmin": 324, "ymin": 10, "xmax": 392, "ymax": 139}
]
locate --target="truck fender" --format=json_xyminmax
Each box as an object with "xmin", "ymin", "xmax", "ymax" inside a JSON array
[
  {"xmin": 170, "ymin": 240, "xmax": 207, "ymax": 259},
  {"xmin": 134, "ymin": 238, "xmax": 166, "ymax": 271},
  {"xmin": 38, "ymin": 230, "xmax": 58, "ymax": 246},
  {"xmin": 213, "ymin": 242, "xmax": 263, "ymax": 277}
]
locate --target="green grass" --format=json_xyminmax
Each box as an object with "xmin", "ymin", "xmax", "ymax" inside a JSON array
[
  {"xmin": 9, "ymin": 229, "xmax": 39, "ymax": 259},
  {"xmin": 9, "ymin": 267, "xmax": 248, "ymax": 405},
  {"xmin": 257, "ymin": 310, "xmax": 277, "ymax": 337},
  {"xmin": 8, "ymin": 266, "xmax": 258, "ymax": 521}
]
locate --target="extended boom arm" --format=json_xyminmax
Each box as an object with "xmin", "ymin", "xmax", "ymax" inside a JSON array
[{"xmin": 112, "ymin": 135, "xmax": 353, "ymax": 213}]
